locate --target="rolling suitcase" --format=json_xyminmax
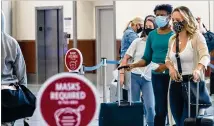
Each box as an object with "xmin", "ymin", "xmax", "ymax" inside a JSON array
[
  {"xmin": 99, "ymin": 66, "xmax": 144, "ymax": 126},
  {"xmin": 184, "ymin": 80, "xmax": 214, "ymax": 126}
]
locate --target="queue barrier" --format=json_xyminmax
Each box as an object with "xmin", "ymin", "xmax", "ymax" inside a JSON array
[{"xmin": 79, "ymin": 58, "xmax": 119, "ymax": 102}]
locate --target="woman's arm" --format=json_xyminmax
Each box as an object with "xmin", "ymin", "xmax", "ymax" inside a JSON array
[
  {"xmin": 119, "ymin": 38, "xmax": 137, "ymax": 85},
  {"xmin": 165, "ymin": 61, "xmax": 174, "ymax": 71},
  {"xmin": 120, "ymin": 54, "xmax": 132, "ymax": 74},
  {"xmin": 165, "ymin": 36, "xmax": 175, "ymax": 64},
  {"xmin": 130, "ymin": 59, "xmax": 147, "ymax": 69},
  {"xmin": 122, "ymin": 38, "xmax": 145, "ymax": 70},
  {"xmin": 120, "ymin": 38, "xmax": 137, "ymax": 66},
  {"xmin": 196, "ymin": 32, "xmax": 210, "ymax": 70},
  {"xmin": 166, "ymin": 61, "xmax": 178, "ymax": 81},
  {"xmin": 121, "ymin": 54, "xmax": 132, "ymax": 66},
  {"xmin": 192, "ymin": 32, "xmax": 210, "ymax": 81}
]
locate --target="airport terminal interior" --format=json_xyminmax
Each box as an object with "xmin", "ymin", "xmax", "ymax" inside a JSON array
[{"xmin": 1, "ymin": 0, "xmax": 214, "ymax": 126}]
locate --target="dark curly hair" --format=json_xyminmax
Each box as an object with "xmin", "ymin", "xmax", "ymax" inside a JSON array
[{"xmin": 154, "ymin": 4, "xmax": 173, "ymax": 15}]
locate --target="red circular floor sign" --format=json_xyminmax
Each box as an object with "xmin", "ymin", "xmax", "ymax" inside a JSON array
[
  {"xmin": 37, "ymin": 73, "xmax": 99, "ymax": 126},
  {"xmin": 65, "ymin": 48, "xmax": 83, "ymax": 72}
]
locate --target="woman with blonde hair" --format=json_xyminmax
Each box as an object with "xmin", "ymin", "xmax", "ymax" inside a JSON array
[
  {"xmin": 165, "ymin": 6, "xmax": 210, "ymax": 126},
  {"xmin": 120, "ymin": 17, "xmax": 144, "ymax": 59}
]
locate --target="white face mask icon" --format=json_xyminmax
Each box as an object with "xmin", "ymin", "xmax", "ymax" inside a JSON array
[
  {"xmin": 69, "ymin": 60, "xmax": 77, "ymax": 70},
  {"xmin": 54, "ymin": 105, "xmax": 85, "ymax": 126}
]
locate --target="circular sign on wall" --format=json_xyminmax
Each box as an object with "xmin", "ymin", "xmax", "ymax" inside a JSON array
[
  {"xmin": 65, "ymin": 48, "xmax": 83, "ymax": 72},
  {"xmin": 37, "ymin": 73, "xmax": 99, "ymax": 126}
]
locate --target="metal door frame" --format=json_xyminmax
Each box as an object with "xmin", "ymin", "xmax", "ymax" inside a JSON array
[
  {"xmin": 95, "ymin": 5, "xmax": 116, "ymax": 88},
  {"xmin": 35, "ymin": 6, "xmax": 64, "ymax": 84}
]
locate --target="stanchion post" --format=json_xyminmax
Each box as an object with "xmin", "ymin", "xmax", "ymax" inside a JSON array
[
  {"xmin": 80, "ymin": 63, "xmax": 85, "ymax": 76},
  {"xmin": 101, "ymin": 57, "xmax": 107, "ymax": 103}
]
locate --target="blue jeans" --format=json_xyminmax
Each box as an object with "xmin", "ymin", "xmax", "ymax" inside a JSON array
[
  {"xmin": 131, "ymin": 73, "xmax": 155, "ymax": 126},
  {"xmin": 151, "ymin": 73, "xmax": 170, "ymax": 126},
  {"xmin": 170, "ymin": 81, "xmax": 196, "ymax": 126}
]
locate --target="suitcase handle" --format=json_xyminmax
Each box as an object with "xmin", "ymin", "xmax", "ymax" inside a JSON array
[
  {"xmin": 188, "ymin": 77, "xmax": 199, "ymax": 117},
  {"xmin": 117, "ymin": 66, "xmax": 132, "ymax": 106},
  {"xmin": 117, "ymin": 66, "xmax": 130, "ymax": 70}
]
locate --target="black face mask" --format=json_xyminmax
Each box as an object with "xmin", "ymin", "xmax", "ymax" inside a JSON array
[
  {"xmin": 144, "ymin": 28, "xmax": 154, "ymax": 35},
  {"xmin": 173, "ymin": 21, "xmax": 185, "ymax": 33},
  {"xmin": 137, "ymin": 27, "xmax": 143, "ymax": 33}
]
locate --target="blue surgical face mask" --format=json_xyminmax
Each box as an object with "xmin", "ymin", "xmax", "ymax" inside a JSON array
[{"xmin": 155, "ymin": 16, "xmax": 169, "ymax": 28}]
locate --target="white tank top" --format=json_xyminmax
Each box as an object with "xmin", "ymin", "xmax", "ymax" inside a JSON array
[{"xmin": 169, "ymin": 40, "xmax": 194, "ymax": 75}]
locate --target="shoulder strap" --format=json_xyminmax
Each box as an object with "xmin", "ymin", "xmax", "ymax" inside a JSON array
[
  {"xmin": 202, "ymin": 23, "xmax": 208, "ymax": 32},
  {"xmin": 175, "ymin": 34, "xmax": 182, "ymax": 75}
]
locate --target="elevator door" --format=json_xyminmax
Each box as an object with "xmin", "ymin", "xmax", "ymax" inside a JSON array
[{"xmin": 36, "ymin": 7, "xmax": 66, "ymax": 84}]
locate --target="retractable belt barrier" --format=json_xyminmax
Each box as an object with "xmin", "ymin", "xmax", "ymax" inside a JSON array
[
  {"xmin": 84, "ymin": 61, "xmax": 104, "ymax": 72},
  {"xmin": 79, "ymin": 58, "xmax": 119, "ymax": 102},
  {"xmin": 84, "ymin": 59, "xmax": 119, "ymax": 72}
]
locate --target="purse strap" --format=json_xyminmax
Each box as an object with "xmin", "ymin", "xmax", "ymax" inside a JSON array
[
  {"xmin": 202, "ymin": 23, "xmax": 209, "ymax": 32},
  {"xmin": 175, "ymin": 34, "xmax": 183, "ymax": 76}
]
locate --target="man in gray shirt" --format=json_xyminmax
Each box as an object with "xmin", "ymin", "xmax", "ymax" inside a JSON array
[{"xmin": 1, "ymin": 11, "xmax": 27, "ymax": 126}]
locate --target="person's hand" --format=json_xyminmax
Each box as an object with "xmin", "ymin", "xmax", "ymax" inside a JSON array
[
  {"xmin": 155, "ymin": 64, "xmax": 167, "ymax": 73},
  {"xmin": 125, "ymin": 64, "xmax": 134, "ymax": 71},
  {"xmin": 193, "ymin": 69, "xmax": 200, "ymax": 82},
  {"xmin": 169, "ymin": 67, "xmax": 179, "ymax": 81}
]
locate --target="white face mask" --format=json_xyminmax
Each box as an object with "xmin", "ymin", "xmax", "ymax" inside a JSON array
[{"xmin": 155, "ymin": 16, "xmax": 169, "ymax": 28}]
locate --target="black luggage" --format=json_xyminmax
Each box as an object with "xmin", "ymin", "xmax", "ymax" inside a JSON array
[
  {"xmin": 184, "ymin": 80, "xmax": 214, "ymax": 126},
  {"xmin": 99, "ymin": 66, "xmax": 144, "ymax": 126}
]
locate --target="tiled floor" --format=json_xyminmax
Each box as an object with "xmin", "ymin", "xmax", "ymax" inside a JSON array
[{"xmin": 13, "ymin": 76, "xmax": 214, "ymax": 126}]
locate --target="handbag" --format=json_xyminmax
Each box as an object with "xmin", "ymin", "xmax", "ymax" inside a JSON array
[
  {"xmin": 174, "ymin": 34, "xmax": 212, "ymax": 109},
  {"xmin": 1, "ymin": 83, "xmax": 36, "ymax": 122}
]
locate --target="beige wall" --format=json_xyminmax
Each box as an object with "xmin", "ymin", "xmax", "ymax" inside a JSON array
[
  {"xmin": 12, "ymin": 0, "xmax": 113, "ymax": 40},
  {"xmin": 11, "ymin": 0, "xmax": 213, "ymax": 40},
  {"xmin": 13, "ymin": 0, "xmax": 73, "ymax": 40},
  {"xmin": 77, "ymin": 1, "xmax": 94, "ymax": 39}
]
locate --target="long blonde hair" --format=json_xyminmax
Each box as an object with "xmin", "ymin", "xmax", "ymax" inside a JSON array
[
  {"xmin": 172, "ymin": 6, "xmax": 198, "ymax": 38},
  {"xmin": 123, "ymin": 17, "xmax": 143, "ymax": 33}
]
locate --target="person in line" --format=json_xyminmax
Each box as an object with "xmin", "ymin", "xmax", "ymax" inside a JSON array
[
  {"xmin": 140, "ymin": 15, "xmax": 156, "ymax": 38},
  {"xmin": 120, "ymin": 17, "xmax": 144, "ymax": 59},
  {"xmin": 196, "ymin": 17, "xmax": 207, "ymax": 34},
  {"xmin": 124, "ymin": 4, "xmax": 174, "ymax": 126},
  {"xmin": 1, "ymin": 11, "xmax": 27, "ymax": 126},
  {"xmin": 165, "ymin": 6, "xmax": 210, "ymax": 126},
  {"xmin": 120, "ymin": 16, "xmax": 157, "ymax": 126}
]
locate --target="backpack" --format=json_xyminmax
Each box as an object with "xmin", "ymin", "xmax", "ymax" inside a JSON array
[{"xmin": 202, "ymin": 24, "xmax": 214, "ymax": 52}]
